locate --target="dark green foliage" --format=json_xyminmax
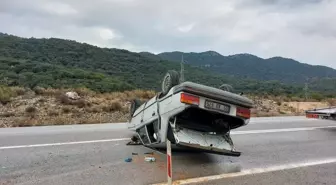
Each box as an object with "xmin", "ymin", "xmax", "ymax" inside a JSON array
[
  {"xmin": 158, "ymin": 51, "xmax": 336, "ymax": 84},
  {"xmin": 0, "ymin": 33, "xmax": 334, "ymax": 96}
]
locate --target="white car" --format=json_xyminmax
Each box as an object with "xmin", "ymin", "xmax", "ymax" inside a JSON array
[{"xmin": 127, "ymin": 70, "xmax": 254, "ymax": 156}]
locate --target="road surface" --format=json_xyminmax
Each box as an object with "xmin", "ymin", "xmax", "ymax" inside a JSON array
[{"xmin": 1, "ymin": 116, "xmax": 336, "ymax": 185}]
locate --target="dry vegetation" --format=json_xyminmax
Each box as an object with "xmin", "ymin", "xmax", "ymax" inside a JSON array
[
  {"xmin": 248, "ymin": 95, "xmax": 331, "ymax": 117},
  {"xmin": 0, "ymin": 86, "xmax": 155, "ymax": 127},
  {"xmin": 0, "ymin": 86, "xmax": 333, "ymax": 127}
]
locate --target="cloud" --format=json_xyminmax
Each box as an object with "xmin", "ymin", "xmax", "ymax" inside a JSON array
[{"xmin": 0, "ymin": 0, "xmax": 335, "ymax": 68}]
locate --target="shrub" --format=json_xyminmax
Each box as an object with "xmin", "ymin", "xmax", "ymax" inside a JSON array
[
  {"xmin": 12, "ymin": 118, "xmax": 37, "ymax": 127},
  {"xmin": 311, "ymin": 92, "xmax": 324, "ymax": 101},
  {"xmin": 11, "ymin": 86, "xmax": 26, "ymax": 96},
  {"xmin": 37, "ymin": 98, "xmax": 47, "ymax": 103},
  {"xmin": 73, "ymin": 99, "xmax": 92, "ymax": 108},
  {"xmin": 48, "ymin": 110, "xmax": 59, "ymax": 116},
  {"xmin": 102, "ymin": 101, "xmax": 122, "ymax": 112},
  {"xmin": 33, "ymin": 86, "xmax": 45, "ymax": 95},
  {"xmin": 25, "ymin": 106, "xmax": 37, "ymax": 113},
  {"xmin": 62, "ymin": 107, "xmax": 71, "ymax": 113},
  {"xmin": 34, "ymin": 87, "xmax": 63, "ymax": 96},
  {"xmin": 0, "ymin": 112, "xmax": 15, "ymax": 117},
  {"xmin": 58, "ymin": 94, "xmax": 71, "ymax": 104},
  {"xmin": 75, "ymin": 87, "xmax": 95, "ymax": 96},
  {"xmin": 0, "ymin": 85, "xmax": 14, "ymax": 104},
  {"xmin": 86, "ymin": 106, "xmax": 101, "ymax": 113}
]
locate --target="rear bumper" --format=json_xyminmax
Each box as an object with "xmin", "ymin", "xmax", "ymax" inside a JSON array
[
  {"xmin": 177, "ymin": 142, "xmax": 241, "ymax": 156},
  {"xmin": 172, "ymin": 126, "xmax": 240, "ymax": 156}
]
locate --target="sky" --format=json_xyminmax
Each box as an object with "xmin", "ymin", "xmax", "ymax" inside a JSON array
[{"xmin": 1, "ymin": 0, "xmax": 335, "ymax": 69}]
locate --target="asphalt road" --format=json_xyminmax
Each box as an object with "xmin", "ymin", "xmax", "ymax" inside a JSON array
[{"xmin": 0, "ymin": 116, "xmax": 336, "ymax": 185}]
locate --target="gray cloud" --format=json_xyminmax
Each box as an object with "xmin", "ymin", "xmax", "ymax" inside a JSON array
[{"xmin": 0, "ymin": 0, "xmax": 335, "ymax": 68}]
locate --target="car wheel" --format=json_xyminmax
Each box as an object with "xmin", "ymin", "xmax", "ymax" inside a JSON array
[
  {"xmin": 130, "ymin": 99, "xmax": 143, "ymax": 117},
  {"xmin": 161, "ymin": 70, "xmax": 180, "ymax": 96}
]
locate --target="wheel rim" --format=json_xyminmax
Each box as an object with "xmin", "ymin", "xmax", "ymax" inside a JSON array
[{"xmin": 163, "ymin": 74, "xmax": 171, "ymax": 92}]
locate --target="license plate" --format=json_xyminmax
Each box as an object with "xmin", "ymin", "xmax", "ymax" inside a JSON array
[{"xmin": 204, "ymin": 100, "xmax": 230, "ymax": 113}]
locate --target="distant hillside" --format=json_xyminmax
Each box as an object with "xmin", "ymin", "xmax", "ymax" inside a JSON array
[
  {"xmin": 158, "ymin": 51, "xmax": 336, "ymax": 84},
  {"xmin": 0, "ymin": 33, "xmax": 334, "ymax": 96}
]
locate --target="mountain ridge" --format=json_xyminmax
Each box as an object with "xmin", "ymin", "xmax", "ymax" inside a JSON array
[{"xmin": 157, "ymin": 51, "xmax": 336, "ymax": 84}]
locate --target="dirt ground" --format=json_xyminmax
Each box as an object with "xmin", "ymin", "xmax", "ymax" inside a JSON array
[
  {"xmin": 0, "ymin": 87, "xmax": 334, "ymax": 127},
  {"xmin": 285, "ymin": 102, "xmax": 329, "ymax": 112}
]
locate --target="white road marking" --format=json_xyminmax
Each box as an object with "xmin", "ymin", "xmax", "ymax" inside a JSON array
[
  {"xmin": 0, "ymin": 138, "xmax": 129, "ymax": 150},
  {"xmin": 153, "ymin": 158, "xmax": 336, "ymax": 185},
  {"xmin": 249, "ymin": 119, "xmax": 315, "ymax": 124},
  {"xmin": 232, "ymin": 126, "xmax": 336, "ymax": 135},
  {"xmin": 1, "ymin": 125, "xmax": 335, "ymax": 150}
]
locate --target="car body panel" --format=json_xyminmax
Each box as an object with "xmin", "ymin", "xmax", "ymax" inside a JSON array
[{"xmin": 127, "ymin": 81, "xmax": 253, "ymax": 156}]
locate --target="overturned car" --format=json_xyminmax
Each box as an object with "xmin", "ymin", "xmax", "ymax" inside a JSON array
[{"xmin": 127, "ymin": 70, "xmax": 254, "ymax": 156}]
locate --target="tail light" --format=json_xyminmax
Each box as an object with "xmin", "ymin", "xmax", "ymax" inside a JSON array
[
  {"xmin": 236, "ymin": 107, "xmax": 251, "ymax": 119},
  {"xmin": 306, "ymin": 114, "xmax": 318, "ymax": 118},
  {"xmin": 180, "ymin": 93, "xmax": 200, "ymax": 105}
]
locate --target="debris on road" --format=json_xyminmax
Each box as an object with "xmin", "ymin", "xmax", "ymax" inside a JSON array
[
  {"xmin": 145, "ymin": 156, "xmax": 156, "ymax": 162},
  {"xmin": 132, "ymin": 153, "xmax": 138, "ymax": 155},
  {"xmin": 126, "ymin": 136, "xmax": 142, "ymax": 146},
  {"xmin": 125, "ymin": 158, "xmax": 132, "ymax": 162},
  {"xmin": 144, "ymin": 152, "xmax": 154, "ymax": 155}
]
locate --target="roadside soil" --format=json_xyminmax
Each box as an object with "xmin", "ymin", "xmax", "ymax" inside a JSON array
[{"xmin": 0, "ymin": 87, "xmax": 333, "ymax": 127}]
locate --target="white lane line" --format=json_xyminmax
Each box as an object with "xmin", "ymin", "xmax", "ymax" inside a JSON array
[
  {"xmin": 153, "ymin": 158, "xmax": 336, "ymax": 185},
  {"xmin": 249, "ymin": 119, "xmax": 316, "ymax": 124},
  {"xmin": 232, "ymin": 126, "xmax": 336, "ymax": 135},
  {"xmin": 0, "ymin": 138, "xmax": 129, "ymax": 150},
  {"xmin": 1, "ymin": 125, "xmax": 335, "ymax": 150}
]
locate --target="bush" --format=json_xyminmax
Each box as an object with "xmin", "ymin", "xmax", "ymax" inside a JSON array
[
  {"xmin": 75, "ymin": 87, "xmax": 95, "ymax": 96},
  {"xmin": 48, "ymin": 110, "xmax": 59, "ymax": 116},
  {"xmin": 311, "ymin": 92, "xmax": 324, "ymax": 101},
  {"xmin": 86, "ymin": 106, "xmax": 101, "ymax": 113},
  {"xmin": 11, "ymin": 86, "xmax": 26, "ymax": 96},
  {"xmin": 73, "ymin": 99, "xmax": 87, "ymax": 108},
  {"xmin": 25, "ymin": 106, "xmax": 37, "ymax": 113},
  {"xmin": 0, "ymin": 85, "xmax": 14, "ymax": 104},
  {"xmin": 0, "ymin": 112, "xmax": 15, "ymax": 117},
  {"xmin": 33, "ymin": 86, "xmax": 45, "ymax": 95},
  {"xmin": 58, "ymin": 94, "xmax": 71, "ymax": 104},
  {"xmin": 62, "ymin": 107, "xmax": 71, "ymax": 113},
  {"xmin": 102, "ymin": 101, "xmax": 122, "ymax": 112},
  {"xmin": 34, "ymin": 86, "xmax": 62, "ymax": 96}
]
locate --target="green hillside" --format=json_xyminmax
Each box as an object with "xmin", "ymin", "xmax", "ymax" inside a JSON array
[
  {"xmin": 0, "ymin": 33, "xmax": 333, "ymax": 97},
  {"xmin": 158, "ymin": 51, "xmax": 336, "ymax": 84}
]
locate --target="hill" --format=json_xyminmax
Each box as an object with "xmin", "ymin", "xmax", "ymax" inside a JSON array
[
  {"xmin": 0, "ymin": 33, "xmax": 334, "ymax": 97},
  {"xmin": 158, "ymin": 51, "xmax": 336, "ymax": 84}
]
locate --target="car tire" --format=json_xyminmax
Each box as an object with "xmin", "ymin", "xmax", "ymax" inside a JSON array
[
  {"xmin": 161, "ymin": 70, "xmax": 180, "ymax": 96},
  {"xmin": 130, "ymin": 99, "xmax": 143, "ymax": 117}
]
